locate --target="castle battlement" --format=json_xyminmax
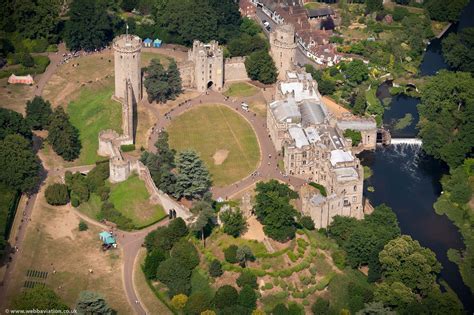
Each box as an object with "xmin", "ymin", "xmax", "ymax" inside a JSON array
[{"xmin": 113, "ymin": 34, "xmax": 142, "ymax": 53}]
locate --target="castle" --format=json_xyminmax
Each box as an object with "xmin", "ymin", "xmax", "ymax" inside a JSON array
[
  {"xmin": 98, "ymin": 34, "xmax": 142, "ymax": 182},
  {"xmin": 267, "ymin": 24, "xmax": 376, "ymax": 228}
]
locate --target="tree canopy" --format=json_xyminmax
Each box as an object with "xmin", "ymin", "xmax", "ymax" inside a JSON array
[
  {"xmin": 144, "ymin": 58, "xmax": 182, "ymax": 103},
  {"xmin": 0, "ymin": 108, "xmax": 32, "ymax": 141},
  {"xmin": 442, "ymin": 27, "xmax": 474, "ymax": 74},
  {"xmin": 220, "ymin": 208, "xmax": 247, "ymax": 237},
  {"xmin": 26, "ymin": 96, "xmax": 52, "ymax": 130},
  {"xmin": 0, "ymin": 134, "xmax": 40, "ymax": 193},
  {"xmin": 417, "ymin": 71, "xmax": 474, "ymax": 168},
  {"xmin": 47, "ymin": 106, "xmax": 82, "ymax": 161},
  {"xmin": 76, "ymin": 291, "xmax": 115, "ymax": 315},
  {"xmin": 12, "ymin": 286, "xmax": 69, "ymax": 311},
  {"xmin": 245, "ymin": 50, "xmax": 278, "ymax": 84},
  {"xmin": 174, "ymin": 150, "xmax": 212, "ymax": 200},
  {"xmin": 425, "ymin": 0, "xmax": 468, "ymax": 22}
]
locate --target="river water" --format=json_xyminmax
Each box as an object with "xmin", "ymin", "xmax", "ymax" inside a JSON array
[{"xmin": 360, "ymin": 1, "xmax": 474, "ymax": 311}]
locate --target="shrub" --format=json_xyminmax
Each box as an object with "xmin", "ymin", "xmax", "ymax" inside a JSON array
[
  {"xmin": 263, "ymin": 283, "xmax": 273, "ymax": 290},
  {"xmin": 45, "ymin": 183, "xmax": 69, "ymax": 205},
  {"xmin": 272, "ymin": 303, "xmax": 289, "ymax": 315},
  {"xmin": 171, "ymin": 294, "xmax": 188, "ymax": 310},
  {"xmin": 331, "ymin": 250, "xmax": 346, "ymax": 269},
  {"xmin": 224, "ymin": 245, "xmax": 239, "ymax": 264},
  {"xmin": 299, "ymin": 216, "xmax": 315, "ymax": 230},
  {"xmin": 238, "ymin": 285, "xmax": 257, "ymax": 309},
  {"xmin": 311, "ymin": 298, "xmax": 329, "ymax": 315},
  {"xmin": 237, "ymin": 270, "xmax": 257, "ymax": 289},
  {"xmin": 343, "ymin": 129, "xmax": 362, "ymax": 147},
  {"xmin": 209, "ymin": 259, "xmax": 223, "ymax": 278},
  {"xmin": 71, "ymin": 196, "xmax": 79, "ymax": 207},
  {"xmin": 78, "ymin": 221, "xmax": 88, "ymax": 231},
  {"xmin": 120, "ymin": 144, "xmax": 135, "ymax": 152},
  {"xmin": 184, "ymin": 292, "xmax": 213, "ymax": 315},
  {"xmin": 310, "ymin": 265, "xmax": 317, "ymax": 276},
  {"xmin": 287, "ymin": 251, "xmax": 298, "ymax": 262}
]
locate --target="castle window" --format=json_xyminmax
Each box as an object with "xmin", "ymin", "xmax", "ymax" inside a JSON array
[
  {"xmin": 302, "ymin": 160, "xmax": 306, "ymax": 165},
  {"xmin": 291, "ymin": 154, "xmax": 294, "ymax": 160},
  {"xmin": 290, "ymin": 163, "xmax": 294, "ymax": 167},
  {"xmin": 353, "ymin": 196, "xmax": 357, "ymax": 202},
  {"xmin": 302, "ymin": 152, "xmax": 307, "ymax": 158},
  {"xmin": 354, "ymin": 185, "xmax": 357, "ymax": 192}
]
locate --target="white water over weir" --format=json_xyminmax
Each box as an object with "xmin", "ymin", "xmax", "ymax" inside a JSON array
[{"xmin": 390, "ymin": 138, "xmax": 423, "ymax": 145}]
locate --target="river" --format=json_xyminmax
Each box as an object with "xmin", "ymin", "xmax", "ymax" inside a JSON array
[{"xmin": 361, "ymin": 1, "xmax": 474, "ymax": 312}]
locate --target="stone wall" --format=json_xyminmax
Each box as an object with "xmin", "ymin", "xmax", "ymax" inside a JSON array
[{"xmin": 224, "ymin": 57, "xmax": 249, "ymax": 82}]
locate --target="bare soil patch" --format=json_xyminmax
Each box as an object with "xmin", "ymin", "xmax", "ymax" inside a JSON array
[{"xmin": 212, "ymin": 149, "xmax": 229, "ymax": 165}]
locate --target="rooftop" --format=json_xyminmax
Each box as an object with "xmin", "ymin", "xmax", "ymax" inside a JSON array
[
  {"xmin": 334, "ymin": 167, "xmax": 359, "ymax": 182},
  {"xmin": 330, "ymin": 149, "xmax": 354, "ymax": 166},
  {"xmin": 300, "ymin": 100, "xmax": 328, "ymax": 125},
  {"xmin": 270, "ymin": 99, "xmax": 301, "ymax": 123},
  {"xmin": 289, "ymin": 126, "xmax": 310, "ymax": 149}
]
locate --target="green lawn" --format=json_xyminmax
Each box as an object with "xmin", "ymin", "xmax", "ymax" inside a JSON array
[
  {"xmin": 223, "ymin": 82, "xmax": 259, "ymax": 98},
  {"xmin": 109, "ymin": 175, "xmax": 166, "ymax": 228},
  {"xmin": 167, "ymin": 104, "xmax": 260, "ymax": 186},
  {"xmin": 67, "ymin": 81, "xmax": 122, "ymax": 165},
  {"xmin": 77, "ymin": 193, "xmax": 102, "ymax": 220}
]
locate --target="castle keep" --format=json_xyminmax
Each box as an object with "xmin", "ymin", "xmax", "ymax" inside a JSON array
[{"xmin": 270, "ymin": 24, "xmax": 297, "ymax": 80}]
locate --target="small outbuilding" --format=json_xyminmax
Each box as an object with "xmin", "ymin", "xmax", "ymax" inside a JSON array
[
  {"xmin": 99, "ymin": 231, "xmax": 116, "ymax": 245},
  {"xmin": 8, "ymin": 74, "xmax": 34, "ymax": 85},
  {"xmin": 153, "ymin": 38, "xmax": 162, "ymax": 48},
  {"xmin": 143, "ymin": 38, "xmax": 152, "ymax": 47}
]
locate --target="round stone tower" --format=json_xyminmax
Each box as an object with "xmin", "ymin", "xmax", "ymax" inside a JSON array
[
  {"xmin": 113, "ymin": 34, "xmax": 142, "ymax": 102},
  {"xmin": 270, "ymin": 24, "xmax": 297, "ymax": 80}
]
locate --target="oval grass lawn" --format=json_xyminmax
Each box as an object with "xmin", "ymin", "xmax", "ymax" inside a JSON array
[{"xmin": 167, "ymin": 104, "xmax": 260, "ymax": 187}]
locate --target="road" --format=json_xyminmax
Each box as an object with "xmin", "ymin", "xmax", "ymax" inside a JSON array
[{"xmin": 255, "ymin": 7, "xmax": 319, "ymax": 68}]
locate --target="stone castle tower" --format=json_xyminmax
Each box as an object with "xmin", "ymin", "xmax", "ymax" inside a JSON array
[
  {"xmin": 270, "ymin": 24, "xmax": 297, "ymax": 80},
  {"xmin": 188, "ymin": 40, "xmax": 224, "ymax": 92},
  {"xmin": 113, "ymin": 34, "xmax": 142, "ymax": 142}
]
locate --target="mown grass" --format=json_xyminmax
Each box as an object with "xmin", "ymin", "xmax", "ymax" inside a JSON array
[
  {"xmin": 167, "ymin": 104, "xmax": 260, "ymax": 186},
  {"xmin": 223, "ymin": 82, "xmax": 259, "ymax": 98},
  {"xmin": 109, "ymin": 175, "xmax": 166, "ymax": 228},
  {"xmin": 67, "ymin": 80, "xmax": 122, "ymax": 165}
]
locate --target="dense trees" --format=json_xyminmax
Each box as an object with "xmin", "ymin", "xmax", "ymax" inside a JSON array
[
  {"xmin": 220, "ymin": 208, "xmax": 247, "ymax": 237},
  {"xmin": 0, "ymin": 134, "xmax": 40, "ymax": 193},
  {"xmin": 26, "ymin": 96, "xmax": 52, "ymax": 130},
  {"xmin": 254, "ymin": 180, "xmax": 299, "ymax": 242},
  {"xmin": 76, "ymin": 291, "xmax": 115, "ymax": 315},
  {"xmin": 417, "ymin": 71, "xmax": 474, "ymax": 168},
  {"xmin": 245, "ymin": 50, "xmax": 278, "ymax": 84},
  {"xmin": 144, "ymin": 59, "xmax": 182, "ymax": 103},
  {"xmin": 299, "ymin": 216, "xmax": 315, "ymax": 230},
  {"xmin": 345, "ymin": 60, "xmax": 369, "ymax": 84},
  {"xmin": 45, "ymin": 183, "xmax": 69, "ymax": 205},
  {"xmin": 65, "ymin": 0, "xmax": 115, "ymax": 51},
  {"xmin": 174, "ymin": 150, "xmax": 212, "ymax": 200},
  {"xmin": 425, "ymin": 0, "xmax": 468, "ymax": 22},
  {"xmin": 47, "ymin": 106, "xmax": 81, "ymax": 161},
  {"xmin": 442, "ymin": 27, "xmax": 474, "ymax": 74},
  {"xmin": 365, "ymin": 0, "xmax": 383, "ymax": 13},
  {"xmin": 0, "ymin": 108, "xmax": 32, "ymax": 141},
  {"xmin": 328, "ymin": 204, "xmax": 400, "ymax": 281},
  {"xmin": 12, "ymin": 286, "xmax": 69, "ymax": 310}
]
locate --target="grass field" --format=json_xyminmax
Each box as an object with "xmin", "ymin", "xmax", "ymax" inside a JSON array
[
  {"xmin": 109, "ymin": 175, "xmax": 166, "ymax": 228},
  {"xmin": 167, "ymin": 104, "xmax": 260, "ymax": 187},
  {"xmin": 0, "ymin": 78, "xmax": 35, "ymax": 114},
  {"xmin": 67, "ymin": 79, "xmax": 122, "ymax": 166},
  {"xmin": 224, "ymin": 82, "xmax": 259, "ymax": 98}
]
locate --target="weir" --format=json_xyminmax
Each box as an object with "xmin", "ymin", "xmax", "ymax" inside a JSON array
[{"xmin": 390, "ymin": 138, "xmax": 423, "ymax": 145}]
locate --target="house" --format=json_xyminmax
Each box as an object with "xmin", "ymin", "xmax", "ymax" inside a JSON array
[
  {"xmin": 153, "ymin": 38, "xmax": 162, "ymax": 48},
  {"xmin": 307, "ymin": 7, "xmax": 335, "ymax": 20},
  {"xmin": 8, "ymin": 74, "xmax": 34, "ymax": 85},
  {"xmin": 143, "ymin": 38, "xmax": 152, "ymax": 47},
  {"xmin": 239, "ymin": 0, "xmax": 256, "ymax": 17}
]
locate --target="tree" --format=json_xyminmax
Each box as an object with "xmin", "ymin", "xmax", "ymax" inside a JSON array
[
  {"xmin": 0, "ymin": 134, "xmax": 40, "ymax": 193},
  {"xmin": 156, "ymin": 257, "xmax": 193, "ymax": 296},
  {"xmin": 425, "ymin": 0, "xmax": 468, "ymax": 22},
  {"xmin": 65, "ymin": 172, "xmax": 90, "ymax": 204},
  {"xmin": 175, "ymin": 150, "xmax": 212, "ymax": 200},
  {"xmin": 356, "ymin": 302, "xmax": 396, "ymax": 315},
  {"xmin": 26, "ymin": 96, "xmax": 52, "ymax": 130},
  {"xmin": 214, "ymin": 285, "xmax": 239, "ymax": 310},
  {"xmin": 171, "ymin": 239, "xmax": 200, "ymax": 270},
  {"xmin": 65, "ymin": 0, "xmax": 114, "ymax": 51},
  {"xmin": 311, "ymin": 298, "xmax": 329, "ymax": 315},
  {"xmin": 144, "ymin": 58, "xmax": 183, "ymax": 103},
  {"xmin": 171, "ymin": 294, "xmax": 188, "ymax": 311},
  {"xmin": 245, "ymin": 50, "xmax": 278, "ymax": 84},
  {"xmin": 254, "ymin": 180, "xmax": 299, "ymax": 242},
  {"xmin": 392, "ymin": 7, "xmax": 409, "ymax": 22},
  {"xmin": 167, "ymin": 60, "xmax": 183, "ymax": 96},
  {"xmin": 0, "ymin": 108, "xmax": 32, "ymax": 141},
  {"xmin": 240, "ymin": 17, "xmax": 261, "ymax": 36},
  {"xmin": 209, "ymin": 259, "xmax": 223, "ymax": 277},
  {"xmin": 220, "ymin": 208, "xmax": 247, "ymax": 237},
  {"xmin": 121, "ymin": 0, "xmax": 139, "ymax": 12},
  {"xmin": 236, "ymin": 270, "xmax": 257, "ymax": 289},
  {"xmin": 374, "ymin": 281, "xmax": 417, "ymax": 309},
  {"xmin": 353, "ymin": 91, "xmax": 367, "ymax": 115},
  {"xmin": 143, "ymin": 248, "xmax": 167, "ymax": 280},
  {"xmin": 272, "ymin": 303, "xmax": 290, "ymax": 315},
  {"xmin": 442, "ymin": 28, "xmax": 474, "ymax": 74},
  {"xmin": 47, "ymin": 106, "xmax": 81, "ymax": 161},
  {"xmin": 184, "ymin": 291, "xmax": 214, "ymax": 315},
  {"xmin": 14, "ymin": 0, "xmax": 60, "ymax": 42},
  {"xmin": 445, "ymin": 167, "xmax": 472, "ymax": 204},
  {"xmin": 366, "ymin": 0, "xmax": 383, "ymax": 13},
  {"xmin": 238, "ymin": 285, "xmax": 257, "ymax": 309},
  {"xmin": 224, "ymin": 245, "xmax": 239, "ymax": 263},
  {"xmin": 45, "ymin": 183, "xmax": 69, "ymax": 205},
  {"xmin": 379, "ymin": 235, "xmax": 441, "ymax": 295},
  {"xmin": 298, "ymin": 216, "xmax": 315, "ymax": 230},
  {"xmin": 236, "ymin": 245, "xmax": 255, "ymax": 267},
  {"xmin": 12, "ymin": 286, "xmax": 69, "ymax": 310},
  {"xmin": 76, "ymin": 291, "xmax": 114, "ymax": 315},
  {"xmin": 191, "ymin": 201, "xmax": 216, "ymax": 246},
  {"xmin": 168, "ymin": 217, "xmax": 189, "ymax": 240},
  {"xmin": 345, "ymin": 60, "xmax": 369, "ymax": 84},
  {"xmin": 418, "ymin": 71, "xmax": 474, "ymax": 168}
]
